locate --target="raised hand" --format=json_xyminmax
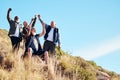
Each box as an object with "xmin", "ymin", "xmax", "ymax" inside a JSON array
[{"xmin": 8, "ymin": 8, "xmax": 12, "ymax": 12}]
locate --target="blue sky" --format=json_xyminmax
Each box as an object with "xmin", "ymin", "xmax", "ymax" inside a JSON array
[{"xmin": 0, "ymin": 0, "xmax": 120, "ymax": 73}]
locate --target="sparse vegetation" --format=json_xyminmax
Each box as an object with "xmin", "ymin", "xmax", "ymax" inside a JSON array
[{"xmin": 0, "ymin": 29, "xmax": 120, "ymax": 80}]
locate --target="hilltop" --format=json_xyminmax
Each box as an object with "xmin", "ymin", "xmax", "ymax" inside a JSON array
[{"xmin": 0, "ymin": 29, "xmax": 120, "ymax": 80}]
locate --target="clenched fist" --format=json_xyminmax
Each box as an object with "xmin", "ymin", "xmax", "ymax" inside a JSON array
[{"xmin": 8, "ymin": 8, "xmax": 12, "ymax": 11}]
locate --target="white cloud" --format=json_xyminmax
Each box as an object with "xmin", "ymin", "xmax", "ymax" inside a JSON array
[{"xmin": 73, "ymin": 36, "xmax": 120, "ymax": 60}]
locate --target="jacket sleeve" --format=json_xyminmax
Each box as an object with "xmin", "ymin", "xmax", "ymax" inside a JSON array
[
  {"xmin": 57, "ymin": 29, "xmax": 61, "ymax": 45},
  {"xmin": 45, "ymin": 24, "xmax": 49, "ymax": 29},
  {"xmin": 7, "ymin": 9, "xmax": 12, "ymax": 23},
  {"xmin": 32, "ymin": 17, "xmax": 37, "ymax": 27}
]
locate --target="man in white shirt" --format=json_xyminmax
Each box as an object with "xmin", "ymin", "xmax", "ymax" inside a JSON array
[
  {"xmin": 38, "ymin": 15, "xmax": 61, "ymax": 57},
  {"xmin": 7, "ymin": 8, "xmax": 22, "ymax": 53}
]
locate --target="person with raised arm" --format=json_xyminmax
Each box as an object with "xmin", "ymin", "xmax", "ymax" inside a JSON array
[
  {"xmin": 24, "ymin": 16, "xmax": 48, "ymax": 63},
  {"xmin": 38, "ymin": 15, "xmax": 61, "ymax": 58},
  {"xmin": 7, "ymin": 8, "xmax": 22, "ymax": 53}
]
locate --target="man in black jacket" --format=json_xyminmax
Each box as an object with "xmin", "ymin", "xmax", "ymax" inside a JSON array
[{"xmin": 7, "ymin": 8, "xmax": 22, "ymax": 53}]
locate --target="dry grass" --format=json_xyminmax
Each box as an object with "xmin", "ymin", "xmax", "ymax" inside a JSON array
[
  {"xmin": 0, "ymin": 50, "xmax": 73, "ymax": 80},
  {"xmin": 0, "ymin": 29, "xmax": 120, "ymax": 80},
  {"xmin": 0, "ymin": 29, "xmax": 71, "ymax": 80}
]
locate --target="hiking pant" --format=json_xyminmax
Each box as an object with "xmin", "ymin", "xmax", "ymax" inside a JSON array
[
  {"xmin": 43, "ymin": 40, "xmax": 56, "ymax": 55},
  {"xmin": 10, "ymin": 36, "xmax": 21, "ymax": 52}
]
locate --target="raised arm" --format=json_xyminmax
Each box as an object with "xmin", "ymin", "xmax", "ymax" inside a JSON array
[
  {"xmin": 39, "ymin": 23, "xmax": 46, "ymax": 37},
  {"xmin": 38, "ymin": 15, "xmax": 46, "ymax": 37},
  {"xmin": 7, "ymin": 8, "xmax": 12, "ymax": 22},
  {"xmin": 26, "ymin": 26, "xmax": 31, "ymax": 37},
  {"xmin": 38, "ymin": 15, "xmax": 49, "ymax": 30},
  {"xmin": 28, "ymin": 18, "xmax": 34, "ymax": 28},
  {"xmin": 38, "ymin": 15, "xmax": 45, "ymax": 26},
  {"xmin": 31, "ymin": 15, "xmax": 37, "ymax": 27}
]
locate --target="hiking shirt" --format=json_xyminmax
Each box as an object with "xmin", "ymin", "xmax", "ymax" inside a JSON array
[
  {"xmin": 27, "ymin": 34, "xmax": 42, "ymax": 51},
  {"xmin": 47, "ymin": 28, "xmax": 54, "ymax": 42},
  {"xmin": 9, "ymin": 23, "xmax": 21, "ymax": 37},
  {"xmin": 33, "ymin": 36, "xmax": 39, "ymax": 51},
  {"xmin": 44, "ymin": 24, "xmax": 60, "ymax": 45}
]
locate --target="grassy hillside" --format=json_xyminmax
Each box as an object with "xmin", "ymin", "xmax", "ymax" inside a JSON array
[{"xmin": 0, "ymin": 29, "xmax": 120, "ymax": 80}]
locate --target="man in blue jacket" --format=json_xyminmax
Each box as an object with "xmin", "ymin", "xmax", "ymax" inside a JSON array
[{"xmin": 38, "ymin": 15, "xmax": 61, "ymax": 57}]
